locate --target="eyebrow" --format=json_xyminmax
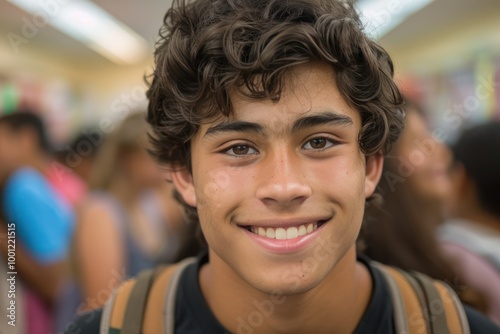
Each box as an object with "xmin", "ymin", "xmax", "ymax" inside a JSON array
[
  {"xmin": 291, "ymin": 111, "xmax": 353, "ymax": 133},
  {"xmin": 204, "ymin": 121, "xmax": 265, "ymax": 138},
  {"xmin": 203, "ymin": 111, "xmax": 353, "ymax": 138}
]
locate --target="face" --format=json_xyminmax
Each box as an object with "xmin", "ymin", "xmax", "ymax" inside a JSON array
[
  {"xmin": 393, "ymin": 111, "xmax": 451, "ymax": 202},
  {"xmin": 172, "ymin": 63, "xmax": 382, "ymax": 295}
]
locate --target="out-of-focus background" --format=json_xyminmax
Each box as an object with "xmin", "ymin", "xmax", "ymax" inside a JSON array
[
  {"xmin": 0, "ymin": 0, "xmax": 167, "ymax": 145},
  {"xmin": 1, "ymin": 0, "xmax": 500, "ymax": 333}
]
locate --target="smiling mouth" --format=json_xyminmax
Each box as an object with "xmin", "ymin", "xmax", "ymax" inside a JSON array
[{"xmin": 239, "ymin": 220, "xmax": 328, "ymax": 240}]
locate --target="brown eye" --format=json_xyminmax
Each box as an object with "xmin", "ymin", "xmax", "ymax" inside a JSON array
[
  {"xmin": 225, "ymin": 145, "xmax": 257, "ymax": 156},
  {"xmin": 233, "ymin": 145, "xmax": 249, "ymax": 155},
  {"xmin": 303, "ymin": 137, "xmax": 336, "ymax": 150},
  {"xmin": 310, "ymin": 138, "xmax": 326, "ymax": 149}
]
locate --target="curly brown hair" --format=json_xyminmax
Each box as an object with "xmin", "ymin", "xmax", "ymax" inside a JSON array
[{"xmin": 146, "ymin": 0, "xmax": 404, "ymax": 232}]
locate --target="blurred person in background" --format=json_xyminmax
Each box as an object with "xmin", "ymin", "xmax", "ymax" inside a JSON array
[
  {"xmin": 0, "ymin": 110, "xmax": 78, "ymax": 334},
  {"xmin": 439, "ymin": 122, "xmax": 500, "ymax": 325},
  {"xmin": 56, "ymin": 128, "xmax": 105, "ymax": 185},
  {"xmin": 66, "ymin": 112, "xmax": 183, "ymax": 317},
  {"xmin": 361, "ymin": 100, "xmax": 487, "ymax": 312}
]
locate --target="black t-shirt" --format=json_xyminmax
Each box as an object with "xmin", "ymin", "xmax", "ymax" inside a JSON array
[{"xmin": 66, "ymin": 253, "xmax": 500, "ymax": 334}]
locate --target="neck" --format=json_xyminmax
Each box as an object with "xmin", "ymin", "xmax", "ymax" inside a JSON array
[{"xmin": 200, "ymin": 246, "xmax": 372, "ymax": 334}]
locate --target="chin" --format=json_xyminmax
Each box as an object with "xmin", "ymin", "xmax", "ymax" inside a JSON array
[{"xmin": 245, "ymin": 260, "xmax": 331, "ymax": 297}]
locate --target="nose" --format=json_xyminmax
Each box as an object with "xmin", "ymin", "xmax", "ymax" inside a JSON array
[{"xmin": 255, "ymin": 148, "xmax": 312, "ymax": 207}]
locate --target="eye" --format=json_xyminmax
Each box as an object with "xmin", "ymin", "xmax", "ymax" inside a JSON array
[
  {"xmin": 302, "ymin": 137, "xmax": 336, "ymax": 150},
  {"xmin": 225, "ymin": 144, "xmax": 258, "ymax": 156}
]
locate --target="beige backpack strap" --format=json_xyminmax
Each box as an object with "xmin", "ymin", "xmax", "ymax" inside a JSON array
[
  {"xmin": 100, "ymin": 257, "xmax": 197, "ymax": 334},
  {"xmin": 433, "ymin": 280, "xmax": 470, "ymax": 334},
  {"xmin": 143, "ymin": 257, "xmax": 197, "ymax": 334},
  {"xmin": 101, "ymin": 279, "xmax": 138, "ymax": 333},
  {"xmin": 383, "ymin": 266, "xmax": 430, "ymax": 334},
  {"xmin": 373, "ymin": 262, "xmax": 411, "ymax": 333},
  {"xmin": 122, "ymin": 267, "xmax": 165, "ymax": 334},
  {"xmin": 374, "ymin": 262, "xmax": 469, "ymax": 334},
  {"xmin": 411, "ymin": 272, "xmax": 452, "ymax": 334},
  {"xmin": 100, "ymin": 288, "xmax": 118, "ymax": 334},
  {"xmin": 163, "ymin": 257, "xmax": 198, "ymax": 334},
  {"xmin": 397, "ymin": 269, "xmax": 431, "ymax": 331}
]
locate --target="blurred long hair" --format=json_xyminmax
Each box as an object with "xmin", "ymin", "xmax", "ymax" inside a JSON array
[
  {"xmin": 360, "ymin": 101, "xmax": 486, "ymax": 311},
  {"xmin": 89, "ymin": 112, "xmax": 150, "ymax": 190}
]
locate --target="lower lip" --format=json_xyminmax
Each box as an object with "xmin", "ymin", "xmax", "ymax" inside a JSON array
[{"xmin": 241, "ymin": 223, "xmax": 326, "ymax": 254}]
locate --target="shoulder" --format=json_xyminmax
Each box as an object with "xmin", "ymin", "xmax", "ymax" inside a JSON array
[
  {"xmin": 439, "ymin": 219, "xmax": 500, "ymax": 243},
  {"xmin": 75, "ymin": 196, "xmax": 123, "ymax": 250},
  {"xmin": 3, "ymin": 167, "xmax": 68, "ymax": 214},
  {"xmin": 79, "ymin": 196, "xmax": 115, "ymax": 222},
  {"xmin": 66, "ymin": 258, "xmax": 200, "ymax": 334},
  {"xmin": 65, "ymin": 308, "xmax": 102, "ymax": 334},
  {"xmin": 464, "ymin": 305, "xmax": 500, "ymax": 333},
  {"xmin": 78, "ymin": 193, "xmax": 121, "ymax": 229},
  {"xmin": 7, "ymin": 166, "xmax": 41, "ymax": 181},
  {"xmin": 360, "ymin": 255, "xmax": 500, "ymax": 333},
  {"xmin": 3, "ymin": 167, "xmax": 47, "ymax": 197},
  {"xmin": 46, "ymin": 163, "xmax": 88, "ymax": 205},
  {"xmin": 3, "ymin": 167, "xmax": 74, "ymax": 228}
]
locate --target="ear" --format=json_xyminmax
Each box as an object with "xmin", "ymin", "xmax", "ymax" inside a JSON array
[
  {"xmin": 365, "ymin": 154, "xmax": 384, "ymax": 198},
  {"xmin": 170, "ymin": 167, "xmax": 197, "ymax": 207}
]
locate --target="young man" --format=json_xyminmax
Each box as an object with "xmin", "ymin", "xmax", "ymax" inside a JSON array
[
  {"xmin": 0, "ymin": 111, "xmax": 76, "ymax": 333},
  {"xmin": 70, "ymin": 0, "xmax": 500, "ymax": 333}
]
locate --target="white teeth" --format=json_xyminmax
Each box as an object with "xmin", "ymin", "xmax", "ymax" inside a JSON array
[
  {"xmin": 250, "ymin": 223, "xmax": 320, "ymax": 240},
  {"xmin": 306, "ymin": 224, "xmax": 313, "ymax": 233},
  {"xmin": 275, "ymin": 228, "xmax": 287, "ymax": 240},
  {"xmin": 286, "ymin": 227, "xmax": 298, "ymax": 239},
  {"xmin": 266, "ymin": 228, "xmax": 275, "ymax": 238}
]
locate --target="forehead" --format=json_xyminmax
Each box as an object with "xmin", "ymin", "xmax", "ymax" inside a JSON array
[{"xmin": 201, "ymin": 62, "xmax": 360, "ymax": 135}]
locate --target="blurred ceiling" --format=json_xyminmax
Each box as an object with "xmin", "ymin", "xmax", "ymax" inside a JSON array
[
  {"xmin": 91, "ymin": 0, "xmax": 171, "ymax": 47},
  {"xmin": 0, "ymin": 0, "xmax": 498, "ymax": 67},
  {"xmin": 379, "ymin": 0, "xmax": 500, "ymax": 48},
  {"xmin": 0, "ymin": 0, "xmax": 171, "ymax": 67}
]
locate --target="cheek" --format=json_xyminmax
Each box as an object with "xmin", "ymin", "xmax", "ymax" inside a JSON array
[
  {"xmin": 193, "ymin": 168, "xmax": 251, "ymax": 258},
  {"xmin": 310, "ymin": 155, "xmax": 366, "ymax": 226},
  {"xmin": 310, "ymin": 154, "xmax": 366, "ymax": 199},
  {"xmin": 194, "ymin": 165, "xmax": 249, "ymax": 217}
]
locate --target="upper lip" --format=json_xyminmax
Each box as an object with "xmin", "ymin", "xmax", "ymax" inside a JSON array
[{"xmin": 236, "ymin": 216, "xmax": 332, "ymax": 229}]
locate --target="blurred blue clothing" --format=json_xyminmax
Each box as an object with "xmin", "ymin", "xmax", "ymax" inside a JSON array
[{"xmin": 2, "ymin": 167, "xmax": 75, "ymax": 264}]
